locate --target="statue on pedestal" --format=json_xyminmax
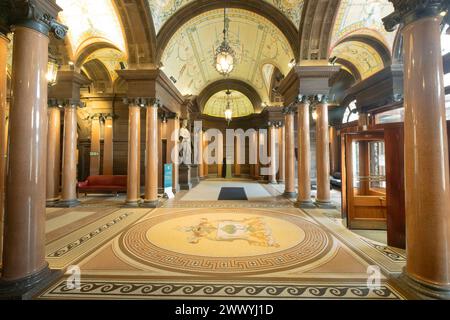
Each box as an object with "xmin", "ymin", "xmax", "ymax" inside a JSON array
[{"xmin": 179, "ymin": 119, "xmax": 192, "ymax": 165}]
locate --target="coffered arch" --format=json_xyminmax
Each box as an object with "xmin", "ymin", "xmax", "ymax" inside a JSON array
[
  {"xmin": 82, "ymin": 59, "xmax": 113, "ymax": 93},
  {"xmin": 156, "ymin": 0, "xmax": 300, "ymax": 63}
]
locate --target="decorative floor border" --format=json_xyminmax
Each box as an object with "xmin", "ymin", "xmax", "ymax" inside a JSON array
[{"xmin": 39, "ymin": 279, "xmax": 405, "ymax": 300}]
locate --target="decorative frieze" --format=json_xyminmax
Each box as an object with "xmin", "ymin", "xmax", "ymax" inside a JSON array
[
  {"xmin": 383, "ymin": 0, "xmax": 449, "ymax": 31},
  {"xmin": 123, "ymin": 97, "xmax": 160, "ymax": 108}
]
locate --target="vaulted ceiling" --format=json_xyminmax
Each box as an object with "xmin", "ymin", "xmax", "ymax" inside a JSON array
[
  {"xmin": 160, "ymin": 8, "xmax": 294, "ymax": 104},
  {"xmin": 5, "ymin": 0, "xmax": 403, "ymax": 114},
  {"xmin": 204, "ymin": 90, "xmax": 254, "ymax": 118},
  {"xmin": 148, "ymin": 0, "xmax": 304, "ymax": 34}
]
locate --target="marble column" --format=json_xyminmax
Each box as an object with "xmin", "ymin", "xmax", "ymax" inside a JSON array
[
  {"xmin": 269, "ymin": 125, "xmax": 277, "ymax": 184},
  {"xmin": 0, "ymin": 33, "xmax": 8, "ymax": 267},
  {"xmin": 60, "ymin": 104, "xmax": 79, "ymax": 207},
  {"xmin": 126, "ymin": 102, "xmax": 141, "ymax": 206},
  {"xmin": 384, "ymin": 3, "xmax": 450, "ymax": 297},
  {"xmin": 46, "ymin": 105, "xmax": 61, "ymax": 203},
  {"xmin": 284, "ymin": 108, "xmax": 296, "ymax": 197},
  {"xmin": 103, "ymin": 115, "xmax": 113, "ymax": 175},
  {"xmin": 166, "ymin": 117, "xmax": 179, "ymax": 193},
  {"xmin": 278, "ymin": 126, "xmax": 285, "ymax": 183},
  {"xmin": 234, "ymin": 134, "xmax": 241, "ymax": 177},
  {"xmin": 297, "ymin": 97, "xmax": 313, "ymax": 207},
  {"xmin": 89, "ymin": 116, "xmax": 101, "ymax": 176},
  {"xmin": 255, "ymin": 129, "xmax": 262, "ymax": 180},
  {"xmin": 1, "ymin": 19, "xmax": 66, "ymax": 286},
  {"xmin": 315, "ymin": 95, "xmax": 332, "ymax": 207},
  {"xmin": 143, "ymin": 102, "xmax": 159, "ymax": 207},
  {"xmin": 203, "ymin": 135, "xmax": 209, "ymax": 178},
  {"xmin": 198, "ymin": 130, "xmax": 204, "ymax": 178},
  {"xmin": 217, "ymin": 133, "xmax": 224, "ymax": 177}
]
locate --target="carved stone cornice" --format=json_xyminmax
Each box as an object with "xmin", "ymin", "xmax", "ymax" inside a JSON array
[{"xmin": 383, "ymin": 0, "xmax": 449, "ymax": 31}]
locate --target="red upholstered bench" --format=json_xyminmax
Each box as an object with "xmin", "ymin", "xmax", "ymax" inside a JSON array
[{"xmin": 77, "ymin": 175, "xmax": 127, "ymax": 196}]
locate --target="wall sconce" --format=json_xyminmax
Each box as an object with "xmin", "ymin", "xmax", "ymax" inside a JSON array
[
  {"xmin": 312, "ymin": 109, "xmax": 318, "ymax": 121},
  {"xmin": 47, "ymin": 56, "xmax": 59, "ymax": 86}
]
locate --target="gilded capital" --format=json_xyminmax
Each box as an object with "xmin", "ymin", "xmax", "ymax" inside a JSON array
[{"xmin": 383, "ymin": 0, "xmax": 449, "ymax": 31}]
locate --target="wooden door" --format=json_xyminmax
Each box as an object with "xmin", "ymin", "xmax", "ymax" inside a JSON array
[{"xmin": 345, "ymin": 132, "xmax": 387, "ymax": 229}]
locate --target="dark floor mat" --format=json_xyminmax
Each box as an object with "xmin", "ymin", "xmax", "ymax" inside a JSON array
[{"xmin": 218, "ymin": 187, "xmax": 248, "ymax": 200}]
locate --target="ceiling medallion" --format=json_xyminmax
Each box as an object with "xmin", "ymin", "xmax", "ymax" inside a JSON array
[{"xmin": 214, "ymin": 8, "xmax": 236, "ymax": 76}]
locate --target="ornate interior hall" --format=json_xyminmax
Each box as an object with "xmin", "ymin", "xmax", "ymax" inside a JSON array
[{"xmin": 0, "ymin": 0, "xmax": 450, "ymax": 301}]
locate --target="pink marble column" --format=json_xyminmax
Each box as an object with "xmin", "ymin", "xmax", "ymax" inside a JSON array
[
  {"xmin": 46, "ymin": 105, "xmax": 61, "ymax": 203},
  {"xmin": 126, "ymin": 103, "xmax": 141, "ymax": 206},
  {"xmin": 269, "ymin": 125, "xmax": 277, "ymax": 184},
  {"xmin": 284, "ymin": 108, "xmax": 296, "ymax": 197},
  {"xmin": 60, "ymin": 104, "xmax": 79, "ymax": 207},
  {"xmin": 398, "ymin": 11, "xmax": 450, "ymax": 297},
  {"xmin": 0, "ymin": 34, "xmax": 8, "ymax": 267},
  {"xmin": 297, "ymin": 97, "xmax": 313, "ymax": 207},
  {"xmin": 315, "ymin": 95, "xmax": 331, "ymax": 206},
  {"xmin": 103, "ymin": 115, "xmax": 114, "ymax": 175},
  {"xmin": 143, "ymin": 102, "xmax": 159, "ymax": 207},
  {"xmin": 2, "ymin": 26, "xmax": 50, "ymax": 281},
  {"xmin": 89, "ymin": 116, "xmax": 101, "ymax": 176}
]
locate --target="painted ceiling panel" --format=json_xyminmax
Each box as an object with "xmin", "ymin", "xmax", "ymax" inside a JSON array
[
  {"xmin": 331, "ymin": 40, "xmax": 384, "ymax": 80},
  {"xmin": 204, "ymin": 90, "xmax": 254, "ymax": 118},
  {"xmin": 84, "ymin": 49, "xmax": 127, "ymax": 82},
  {"xmin": 56, "ymin": 0, "xmax": 126, "ymax": 56},
  {"xmin": 331, "ymin": 0, "xmax": 396, "ymax": 51},
  {"xmin": 147, "ymin": 0, "xmax": 304, "ymax": 34},
  {"xmin": 161, "ymin": 8, "xmax": 293, "ymax": 103}
]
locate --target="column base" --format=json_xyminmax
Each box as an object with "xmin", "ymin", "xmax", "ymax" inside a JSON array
[
  {"xmin": 124, "ymin": 200, "xmax": 141, "ymax": 208},
  {"xmin": 295, "ymin": 200, "xmax": 316, "ymax": 209},
  {"xmin": 283, "ymin": 191, "xmax": 297, "ymax": 198},
  {"xmin": 140, "ymin": 200, "xmax": 160, "ymax": 208},
  {"xmin": 48, "ymin": 199, "xmax": 80, "ymax": 208},
  {"xmin": 397, "ymin": 271, "xmax": 450, "ymax": 300},
  {"xmin": 315, "ymin": 200, "xmax": 335, "ymax": 209},
  {"xmin": 46, "ymin": 197, "xmax": 60, "ymax": 205},
  {"xmin": 269, "ymin": 181, "xmax": 278, "ymax": 185},
  {"xmin": 0, "ymin": 265, "xmax": 62, "ymax": 300}
]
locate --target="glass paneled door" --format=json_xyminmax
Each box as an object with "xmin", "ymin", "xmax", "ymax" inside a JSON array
[{"xmin": 345, "ymin": 132, "xmax": 387, "ymax": 230}]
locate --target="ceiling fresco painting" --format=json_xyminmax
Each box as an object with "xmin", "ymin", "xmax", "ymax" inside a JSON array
[
  {"xmin": 330, "ymin": 0, "xmax": 396, "ymax": 51},
  {"xmin": 83, "ymin": 48, "xmax": 127, "ymax": 82},
  {"xmin": 161, "ymin": 8, "xmax": 293, "ymax": 104},
  {"xmin": 204, "ymin": 90, "xmax": 254, "ymax": 118},
  {"xmin": 56, "ymin": 0, "xmax": 126, "ymax": 57},
  {"xmin": 331, "ymin": 40, "xmax": 384, "ymax": 79},
  {"xmin": 147, "ymin": 0, "xmax": 304, "ymax": 34}
]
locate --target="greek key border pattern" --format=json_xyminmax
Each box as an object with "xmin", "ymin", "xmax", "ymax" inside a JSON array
[{"xmin": 360, "ymin": 238, "xmax": 406, "ymax": 262}]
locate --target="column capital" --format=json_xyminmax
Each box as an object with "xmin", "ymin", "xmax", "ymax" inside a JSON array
[
  {"xmin": 313, "ymin": 94, "xmax": 329, "ymax": 105},
  {"xmin": 296, "ymin": 94, "xmax": 313, "ymax": 105},
  {"xmin": 383, "ymin": 0, "xmax": 449, "ymax": 31},
  {"xmin": 9, "ymin": 0, "xmax": 68, "ymax": 38},
  {"xmin": 282, "ymin": 105, "xmax": 296, "ymax": 115},
  {"xmin": 123, "ymin": 97, "xmax": 160, "ymax": 108},
  {"xmin": 48, "ymin": 98, "xmax": 84, "ymax": 108}
]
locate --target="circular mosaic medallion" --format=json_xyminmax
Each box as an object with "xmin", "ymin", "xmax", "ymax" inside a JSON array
[{"xmin": 116, "ymin": 209, "xmax": 335, "ymax": 275}]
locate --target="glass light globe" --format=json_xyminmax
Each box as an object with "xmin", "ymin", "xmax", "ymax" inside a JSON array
[
  {"xmin": 215, "ymin": 51, "xmax": 234, "ymax": 75},
  {"xmin": 224, "ymin": 108, "xmax": 233, "ymax": 120}
]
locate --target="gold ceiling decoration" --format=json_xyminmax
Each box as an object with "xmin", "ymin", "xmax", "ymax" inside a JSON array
[
  {"xmin": 56, "ymin": 0, "xmax": 126, "ymax": 57},
  {"xmin": 330, "ymin": 0, "xmax": 396, "ymax": 51},
  {"xmin": 204, "ymin": 90, "xmax": 254, "ymax": 118},
  {"xmin": 161, "ymin": 8, "xmax": 293, "ymax": 103},
  {"xmin": 148, "ymin": 0, "xmax": 304, "ymax": 34},
  {"xmin": 331, "ymin": 40, "xmax": 384, "ymax": 80}
]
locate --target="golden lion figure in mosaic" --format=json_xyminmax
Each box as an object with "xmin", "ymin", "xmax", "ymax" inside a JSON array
[{"xmin": 180, "ymin": 217, "xmax": 279, "ymax": 248}]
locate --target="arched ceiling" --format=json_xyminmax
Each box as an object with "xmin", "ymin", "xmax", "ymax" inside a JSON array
[
  {"xmin": 330, "ymin": 0, "xmax": 396, "ymax": 51},
  {"xmin": 83, "ymin": 48, "xmax": 127, "ymax": 82},
  {"xmin": 204, "ymin": 90, "xmax": 254, "ymax": 118},
  {"xmin": 331, "ymin": 40, "xmax": 384, "ymax": 80},
  {"xmin": 161, "ymin": 8, "xmax": 294, "ymax": 104},
  {"xmin": 148, "ymin": 0, "xmax": 304, "ymax": 34},
  {"xmin": 56, "ymin": 0, "xmax": 126, "ymax": 58}
]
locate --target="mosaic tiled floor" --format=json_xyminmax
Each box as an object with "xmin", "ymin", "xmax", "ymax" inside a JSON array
[{"xmin": 37, "ymin": 191, "xmax": 410, "ymax": 299}]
